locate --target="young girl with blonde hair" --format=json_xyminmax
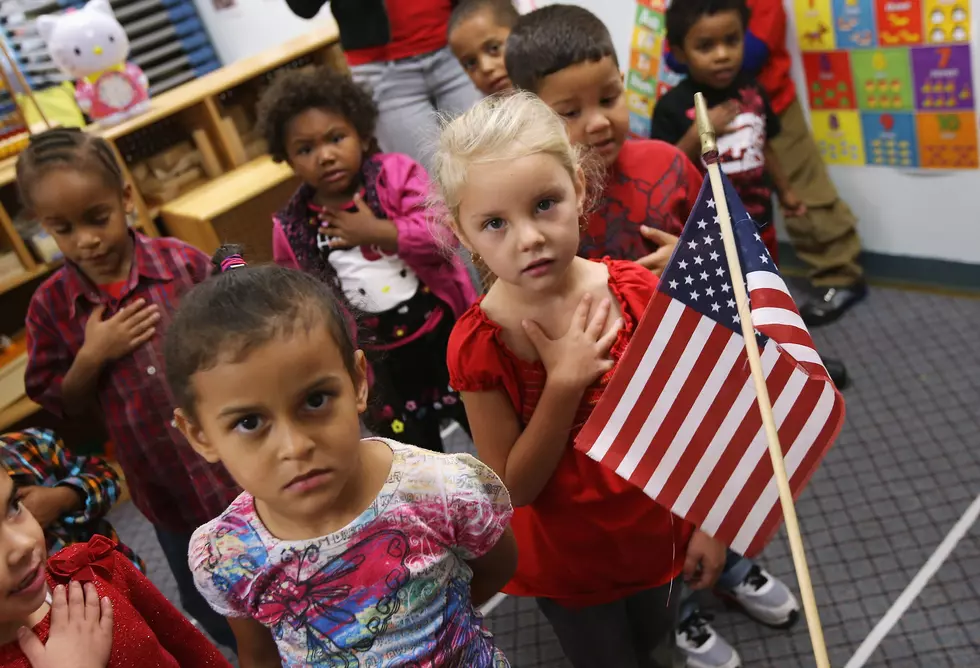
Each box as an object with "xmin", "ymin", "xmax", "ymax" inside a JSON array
[{"xmin": 435, "ymin": 92, "xmax": 726, "ymax": 668}]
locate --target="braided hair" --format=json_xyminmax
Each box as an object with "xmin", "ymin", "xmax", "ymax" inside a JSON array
[{"xmin": 16, "ymin": 128, "xmax": 125, "ymax": 210}]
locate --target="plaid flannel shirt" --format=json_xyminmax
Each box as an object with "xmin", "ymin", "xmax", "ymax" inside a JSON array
[
  {"xmin": 0, "ymin": 428, "xmax": 144, "ymax": 571},
  {"xmin": 24, "ymin": 232, "xmax": 240, "ymax": 532}
]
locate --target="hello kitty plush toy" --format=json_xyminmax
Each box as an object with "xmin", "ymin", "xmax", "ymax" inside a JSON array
[{"xmin": 37, "ymin": 0, "xmax": 150, "ymax": 126}]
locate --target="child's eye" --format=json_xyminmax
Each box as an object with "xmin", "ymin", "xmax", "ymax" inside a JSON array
[
  {"xmin": 486, "ymin": 42, "xmax": 500, "ymax": 56},
  {"xmin": 6, "ymin": 499, "xmax": 22, "ymax": 520},
  {"xmin": 483, "ymin": 217, "xmax": 506, "ymax": 231},
  {"xmin": 297, "ymin": 146, "xmax": 312, "ymax": 156},
  {"xmin": 328, "ymin": 134, "xmax": 346, "ymax": 144},
  {"xmin": 234, "ymin": 415, "xmax": 263, "ymax": 434},
  {"xmin": 558, "ymin": 110, "xmax": 580, "ymax": 119},
  {"xmin": 601, "ymin": 95, "xmax": 620, "ymax": 107},
  {"xmin": 304, "ymin": 391, "xmax": 330, "ymax": 411},
  {"xmin": 536, "ymin": 198, "xmax": 557, "ymax": 213},
  {"xmin": 52, "ymin": 226, "xmax": 71, "ymax": 236}
]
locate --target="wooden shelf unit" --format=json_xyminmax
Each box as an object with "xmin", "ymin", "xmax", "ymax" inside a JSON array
[{"xmin": 0, "ymin": 27, "xmax": 344, "ymax": 432}]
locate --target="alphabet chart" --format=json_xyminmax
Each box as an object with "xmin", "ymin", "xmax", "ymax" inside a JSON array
[{"xmin": 797, "ymin": 0, "xmax": 977, "ymax": 168}]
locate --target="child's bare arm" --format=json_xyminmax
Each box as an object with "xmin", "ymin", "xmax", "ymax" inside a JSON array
[
  {"xmin": 467, "ymin": 527, "xmax": 518, "ymax": 607},
  {"xmin": 763, "ymin": 143, "xmax": 806, "ymax": 217},
  {"xmin": 228, "ymin": 617, "xmax": 282, "ymax": 668},
  {"xmin": 462, "ymin": 385, "xmax": 581, "ymax": 508}
]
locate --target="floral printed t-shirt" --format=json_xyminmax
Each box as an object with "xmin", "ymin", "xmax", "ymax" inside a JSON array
[{"xmin": 190, "ymin": 439, "xmax": 513, "ymax": 667}]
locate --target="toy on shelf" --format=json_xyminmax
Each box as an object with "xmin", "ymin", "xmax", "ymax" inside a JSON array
[
  {"xmin": 37, "ymin": 0, "xmax": 150, "ymax": 127},
  {"xmin": 0, "ymin": 39, "xmax": 40, "ymax": 160}
]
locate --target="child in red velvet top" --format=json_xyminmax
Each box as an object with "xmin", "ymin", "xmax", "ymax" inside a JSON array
[
  {"xmin": 433, "ymin": 92, "xmax": 724, "ymax": 668},
  {"xmin": 0, "ymin": 468, "xmax": 231, "ymax": 667}
]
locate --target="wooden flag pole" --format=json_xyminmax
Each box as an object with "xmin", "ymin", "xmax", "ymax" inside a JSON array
[{"xmin": 693, "ymin": 92, "xmax": 830, "ymax": 668}]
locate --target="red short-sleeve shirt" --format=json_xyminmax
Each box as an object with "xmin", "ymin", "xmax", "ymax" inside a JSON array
[
  {"xmin": 447, "ymin": 260, "xmax": 694, "ymax": 608},
  {"xmin": 581, "ymin": 140, "xmax": 703, "ymax": 263}
]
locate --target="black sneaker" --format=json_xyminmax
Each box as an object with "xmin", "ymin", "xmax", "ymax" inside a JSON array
[{"xmin": 801, "ymin": 283, "xmax": 868, "ymax": 326}]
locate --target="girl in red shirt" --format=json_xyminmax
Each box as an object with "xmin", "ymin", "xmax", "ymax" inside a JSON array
[
  {"xmin": 0, "ymin": 470, "xmax": 231, "ymax": 668},
  {"xmin": 432, "ymin": 92, "xmax": 727, "ymax": 667}
]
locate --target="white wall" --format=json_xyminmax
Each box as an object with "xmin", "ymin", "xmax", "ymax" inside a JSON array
[
  {"xmin": 196, "ymin": 0, "xmax": 978, "ymax": 264},
  {"xmin": 568, "ymin": 0, "xmax": 980, "ymax": 265},
  {"xmin": 194, "ymin": 0, "xmax": 337, "ymax": 63}
]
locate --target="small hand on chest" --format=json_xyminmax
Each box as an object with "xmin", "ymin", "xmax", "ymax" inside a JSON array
[{"xmin": 486, "ymin": 277, "xmax": 622, "ymax": 364}]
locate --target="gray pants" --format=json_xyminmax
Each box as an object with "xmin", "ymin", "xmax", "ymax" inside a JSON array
[
  {"xmin": 350, "ymin": 46, "xmax": 480, "ymax": 172},
  {"xmin": 537, "ymin": 579, "xmax": 685, "ymax": 668}
]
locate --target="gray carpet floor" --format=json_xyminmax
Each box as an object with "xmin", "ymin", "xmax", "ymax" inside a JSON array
[{"xmin": 108, "ymin": 283, "xmax": 980, "ymax": 666}]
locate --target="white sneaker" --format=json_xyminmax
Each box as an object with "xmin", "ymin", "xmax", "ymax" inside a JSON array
[
  {"xmin": 676, "ymin": 611, "xmax": 741, "ymax": 668},
  {"xmin": 719, "ymin": 564, "xmax": 800, "ymax": 629}
]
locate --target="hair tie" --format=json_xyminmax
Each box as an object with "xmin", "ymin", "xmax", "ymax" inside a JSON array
[{"xmin": 220, "ymin": 255, "xmax": 247, "ymax": 272}]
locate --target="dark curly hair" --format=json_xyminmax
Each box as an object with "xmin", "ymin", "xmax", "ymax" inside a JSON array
[
  {"xmin": 257, "ymin": 67, "xmax": 379, "ymax": 163},
  {"xmin": 666, "ymin": 0, "xmax": 750, "ymax": 50}
]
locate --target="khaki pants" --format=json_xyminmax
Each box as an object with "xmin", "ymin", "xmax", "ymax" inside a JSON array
[{"xmin": 770, "ymin": 98, "xmax": 864, "ymax": 287}]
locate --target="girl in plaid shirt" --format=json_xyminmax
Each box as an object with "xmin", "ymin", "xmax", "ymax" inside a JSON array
[{"xmin": 17, "ymin": 129, "xmax": 239, "ymax": 649}]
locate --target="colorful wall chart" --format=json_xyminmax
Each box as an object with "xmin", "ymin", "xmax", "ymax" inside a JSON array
[
  {"xmin": 626, "ymin": 1, "xmax": 668, "ymax": 138},
  {"xmin": 795, "ymin": 0, "xmax": 978, "ymax": 169}
]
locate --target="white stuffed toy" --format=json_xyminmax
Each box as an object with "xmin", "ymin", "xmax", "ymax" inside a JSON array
[{"xmin": 37, "ymin": 0, "xmax": 150, "ymax": 126}]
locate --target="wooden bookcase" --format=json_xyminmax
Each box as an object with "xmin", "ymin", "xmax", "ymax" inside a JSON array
[{"xmin": 0, "ymin": 27, "xmax": 345, "ymax": 432}]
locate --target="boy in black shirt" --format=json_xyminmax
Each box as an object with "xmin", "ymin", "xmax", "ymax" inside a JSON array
[{"xmin": 652, "ymin": 0, "xmax": 804, "ymax": 263}]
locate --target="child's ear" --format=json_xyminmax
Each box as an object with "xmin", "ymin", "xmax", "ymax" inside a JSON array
[
  {"xmin": 353, "ymin": 350, "xmax": 370, "ymax": 414},
  {"xmin": 174, "ymin": 408, "xmax": 221, "ymax": 464},
  {"xmin": 122, "ymin": 183, "xmax": 135, "ymax": 214},
  {"xmin": 573, "ymin": 165, "xmax": 587, "ymax": 214}
]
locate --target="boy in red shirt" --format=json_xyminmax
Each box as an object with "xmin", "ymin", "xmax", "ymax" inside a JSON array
[
  {"xmin": 506, "ymin": 7, "xmax": 800, "ymax": 668},
  {"xmin": 506, "ymin": 5, "xmax": 701, "ymax": 277}
]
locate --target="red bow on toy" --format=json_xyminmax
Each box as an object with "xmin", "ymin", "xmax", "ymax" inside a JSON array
[{"xmin": 48, "ymin": 535, "xmax": 117, "ymax": 584}]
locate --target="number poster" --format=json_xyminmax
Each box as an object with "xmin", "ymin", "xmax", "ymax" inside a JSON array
[{"xmin": 797, "ymin": 0, "xmax": 978, "ymax": 168}]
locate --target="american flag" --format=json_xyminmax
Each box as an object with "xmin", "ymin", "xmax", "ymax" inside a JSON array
[{"xmin": 575, "ymin": 172, "xmax": 845, "ymax": 556}]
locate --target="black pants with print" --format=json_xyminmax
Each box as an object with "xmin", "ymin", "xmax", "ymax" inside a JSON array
[{"xmin": 363, "ymin": 311, "xmax": 469, "ymax": 453}]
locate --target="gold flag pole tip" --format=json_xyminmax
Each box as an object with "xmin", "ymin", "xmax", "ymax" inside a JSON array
[{"xmin": 693, "ymin": 92, "xmax": 720, "ymax": 162}]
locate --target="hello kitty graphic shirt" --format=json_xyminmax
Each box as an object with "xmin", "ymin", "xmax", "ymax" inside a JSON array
[
  {"xmin": 190, "ymin": 439, "xmax": 513, "ymax": 667},
  {"xmin": 651, "ymin": 73, "xmax": 781, "ymax": 227},
  {"xmin": 272, "ymin": 152, "xmax": 477, "ymax": 352}
]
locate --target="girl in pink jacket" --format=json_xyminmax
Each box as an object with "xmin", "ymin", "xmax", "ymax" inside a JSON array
[{"xmin": 259, "ymin": 67, "xmax": 477, "ymax": 452}]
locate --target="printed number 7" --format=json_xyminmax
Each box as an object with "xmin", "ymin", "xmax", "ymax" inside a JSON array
[{"xmin": 937, "ymin": 47, "xmax": 951, "ymax": 69}]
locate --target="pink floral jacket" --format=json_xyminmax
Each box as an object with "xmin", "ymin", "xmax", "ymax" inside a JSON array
[{"xmin": 272, "ymin": 152, "xmax": 476, "ymax": 318}]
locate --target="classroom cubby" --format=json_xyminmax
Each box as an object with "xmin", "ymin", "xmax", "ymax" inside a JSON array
[{"xmin": 0, "ymin": 27, "xmax": 344, "ymax": 432}]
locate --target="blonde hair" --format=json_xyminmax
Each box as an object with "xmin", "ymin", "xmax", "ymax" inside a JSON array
[{"xmin": 431, "ymin": 91, "xmax": 584, "ymax": 233}]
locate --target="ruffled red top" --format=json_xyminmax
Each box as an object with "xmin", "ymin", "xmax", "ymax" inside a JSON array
[
  {"xmin": 0, "ymin": 536, "xmax": 232, "ymax": 668},
  {"xmin": 447, "ymin": 260, "xmax": 695, "ymax": 608}
]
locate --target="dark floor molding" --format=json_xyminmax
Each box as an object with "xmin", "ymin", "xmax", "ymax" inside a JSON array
[{"xmin": 778, "ymin": 242, "xmax": 980, "ymax": 294}]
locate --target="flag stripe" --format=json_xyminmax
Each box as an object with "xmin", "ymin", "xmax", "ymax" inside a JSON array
[
  {"xmin": 617, "ymin": 314, "xmax": 724, "ymax": 480},
  {"xmin": 700, "ymin": 355, "xmax": 808, "ymax": 537},
  {"xmin": 580, "ymin": 296, "xmax": 677, "ymax": 461},
  {"xmin": 684, "ymin": 347, "xmax": 796, "ymax": 526},
  {"xmin": 635, "ymin": 332, "xmax": 746, "ymax": 498},
  {"xmin": 603, "ymin": 302, "xmax": 701, "ymax": 479},
  {"xmin": 751, "ymin": 307, "xmax": 810, "ymax": 334},
  {"xmin": 714, "ymin": 368, "xmax": 825, "ymax": 547},
  {"xmin": 670, "ymin": 343, "xmax": 780, "ymax": 517},
  {"xmin": 731, "ymin": 381, "xmax": 839, "ymax": 552},
  {"xmin": 657, "ymin": 344, "xmax": 754, "ymax": 509},
  {"xmin": 745, "ymin": 394, "xmax": 845, "ymax": 556}
]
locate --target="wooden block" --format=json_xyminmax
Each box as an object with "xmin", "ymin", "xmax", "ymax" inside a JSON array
[
  {"xmin": 220, "ymin": 116, "xmax": 248, "ymax": 166},
  {"xmin": 192, "ymin": 129, "xmax": 223, "ymax": 179}
]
